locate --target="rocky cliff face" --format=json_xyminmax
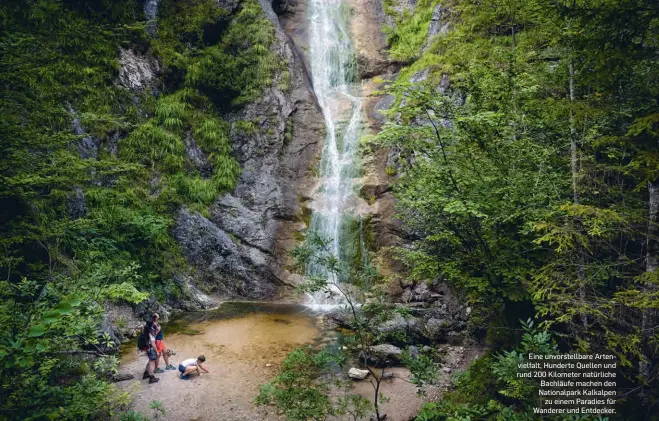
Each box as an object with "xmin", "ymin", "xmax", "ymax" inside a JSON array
[
  {"xmin": 103, "ymin": 0, "xmax": 324, "ymax": 341},
  {"xmin": 171, "ymin": 0, "xmax": 324, "ymax": 300}
]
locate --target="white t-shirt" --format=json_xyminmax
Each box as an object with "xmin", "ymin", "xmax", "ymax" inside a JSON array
[{"xmin": 181, "ymin": 358, "xmax": 197, "ymax": 368}]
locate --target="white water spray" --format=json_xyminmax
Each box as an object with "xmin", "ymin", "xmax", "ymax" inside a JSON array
[{"xmin": 306, "ymin": 0, "xmax": 363, "ymax": 307}]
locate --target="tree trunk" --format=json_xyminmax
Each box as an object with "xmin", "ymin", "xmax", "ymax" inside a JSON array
[
  {"xmin": 640, "ymin": 180, "xmax": 659, "ymax": 380},
  {"xmin": 569, "ymin": 59, "xmax": 588, "ymax": 329}
]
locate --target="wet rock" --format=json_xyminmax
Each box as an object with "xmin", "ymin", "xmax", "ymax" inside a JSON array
[
  {"xmin": 98, "ymin": 314, "xmax": 121, "ymax": 354},
  {"xmin": 371, "ymin": 313, "xmax": 419, "ymax": 340},
  {"xmin": 425, "ymin": 5, "xmax": 450, "ymax": 46},
  {"xmin": 183, "ymin": 132, "xmax": 214, "ymax": 178},
  {"xmin": 173, "ymin": 0, "xmax": 323, "ymax": 294},
  {"xmin": 357, "ymin": 54, "xmax": 393, "ymax": 79},
  {"xmin": 401, "ymin": 289, "xmax": 413, "ymax": 303},
  {"xmin": 68, "ymin": 186, "xmax": 86, "ymax": 219},
  {"xmin": 144, "ymin": 0, "xmax": 159, "ymax": 36},
  {"xmin": 169, "ymin": 274, "xmax": 217, "ymax": 311},
  {"xmin": 425, "ymin": 318, "xmax": 448, "ymax": 340},
  {"xmin": 272, "ymin": 0, "xmax": 296, "ymax": 15},
  {"xmin": 172, "ymin": 208, "xmax": 281, "ymax": 299},
  {"xmin": 326, "ymin": 307, "xmax": 354, "ymax": 327},
  {"xmin": 117, "ymin": 49, "xmax": 160, "ymax": 91},
  {"xmin": 408, "ymin": 345, "xmax": 419, "ymax": 359},
  {"xmin": 67, "ymin": 103, "xmax": 100, "ymax": 160},
  {"xmin": 447, "ymin": 331, "xmax": 464, "ymax": 345},
  {"xmin": 348, "ymin": 367, "xmax": 370, "ymax": 380},
  {"xmin": 409, "ymin": 68, "xmax": 429, "ymax": 83},
  {"xmin": 368, "ymin": 344, "xmax": 403, "ymax": 364},
  {"xmin": 373, "ymin": 94, "xmax": 395, "ymax": 124}
]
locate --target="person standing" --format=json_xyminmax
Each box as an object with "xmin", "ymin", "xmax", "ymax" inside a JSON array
[
  {"xmin": 141, "ymin": 321, "xmax": 160, "ymax": 384},
  {"xmin": 152, "ymin": 313, "xmax": 175, "ymax": 372}
]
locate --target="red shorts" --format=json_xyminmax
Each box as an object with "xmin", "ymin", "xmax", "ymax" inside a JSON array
[{"xmin": 155, "ymin": 340, "xmax": 165, "ymax": 353}]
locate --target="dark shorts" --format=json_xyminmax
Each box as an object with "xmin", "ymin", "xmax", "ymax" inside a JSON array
[
  {"xmin": 178, "ymin": 364, "xmax": 185, "ymax": 373},
  {"xmin": 147, "ymin": 348, "xmax": 158, "ymax": 361}
]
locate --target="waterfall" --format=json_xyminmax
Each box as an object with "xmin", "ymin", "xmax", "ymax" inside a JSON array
[
  {"xmin": 306, "ymin": 0, "xmax": 363, "ymax": 307},
  {"xmin": 144, "ymin": 0, "xmax": 159, "ymax": 36}
]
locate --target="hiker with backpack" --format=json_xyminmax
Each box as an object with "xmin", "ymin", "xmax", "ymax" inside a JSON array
[
  {"xmin": 138, "ymin": 321, "xmax": 159, "ymax": 384},
  {"xmin": 152, "ymin": 313, "xmax": 175, "ymax": 373}
]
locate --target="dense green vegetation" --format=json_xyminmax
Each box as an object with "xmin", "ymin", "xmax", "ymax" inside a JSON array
[
  {"xmin": 376, "ymin": 0, "xmax": 658, "ymax": 419},
  {"xmin": 1, "ymin": 0, "xmax": 657, "ymax": 419},
  {"xmin": 0, "ymin": 0, "xmax": 279, "ymax": 419}
]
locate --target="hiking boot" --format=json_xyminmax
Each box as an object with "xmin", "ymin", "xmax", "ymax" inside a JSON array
[
  {"xmin": 142, "ymin": 371, "xmax": 150, "ymax": 379},
  {"xmin": 180, "ymin": 374, "xmax": 189, "ymax": 380},
  {"xmin": 165, "ymin": 365, "xmax": 176, "ymax": 370},
  {"xmin": 154, "ymin": 368, "xmax": 165, "ymax": 373},
  {"xmin": 149, "ymin": 376, "xmax": 160, "ymax": 384}
]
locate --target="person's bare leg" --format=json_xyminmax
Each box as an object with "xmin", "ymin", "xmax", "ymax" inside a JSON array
[
  {"xmin": 147, "ymin": 360, "xmax": 159, "ymax": 383},
  {"xmin": 148, "ymin": 360, "xmax": 155, "ymax": 375},
  {"xmin": 162, "ymin": 351, "xmax": 170, "ymax": 366}
]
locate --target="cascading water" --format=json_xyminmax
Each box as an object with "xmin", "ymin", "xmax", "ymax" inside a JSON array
[
  {"xmin": 306, "ymin": 0, "xmax": 363, "ymax": 307},
  {"xmin": 144, "ymin": 0, "xmax": 159, "ymax": 36}
]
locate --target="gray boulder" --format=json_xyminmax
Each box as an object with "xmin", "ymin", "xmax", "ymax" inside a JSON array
[
  {"xmin": 348, "ymin": 368, "xmax": 370, "ymax": 380},
  {"xmin": 373, "ymin": 313, "xmax": 418, "ymax": 333},
  {"xmin": 424, "ymin": 317, "xmax": 448, "ymax": 340},
  {"xmin": 368, "ymin": 344, "xmax": 403, "ymax": 364},
  {"xmin": 98, "ymin": 314, "xmax": 121, "ymax": 354},
  {"xmin": 408, "ymin": 345, "xmax": 420, "ymax": 359}
]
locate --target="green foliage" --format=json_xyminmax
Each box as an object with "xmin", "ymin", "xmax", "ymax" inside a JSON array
[
  {"xmin": 384, "ymin": 0, "xmax": 438, "ymax": 62},
  {"xmin": 157, "ymin": 0, "xmax": 281, "ymax": 106},
  {"xmin": 257, "ymin": 347, "xmax": 338, "ymax": 421},
  {"xmin": 257, "ymin": 345, "xmax": 376, "ymax": 421},
  {"xmin": 0, "ymin": 0, "xmax": 283, "ymax": 418},
  {"xmin": 416, "ymin": 322, "xmax": 559, "ymax": 421},
  {"xmin": 0, "ymin": 276, "xmax": 133, "ymax": 420},
  {"xmin": 119, "ymin": 401, "xmax": 166, "ymax": 421},
  {"xmin": 377, "ymin": 0, "xmax": 659, "ymax": 417},
  {"xmin": 123, "ymin": 121, "xmax": 186, "ymax": 172},
  {"xmin": 402, "ymin": 350, "xmax": 440, "ymax": 391}
]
